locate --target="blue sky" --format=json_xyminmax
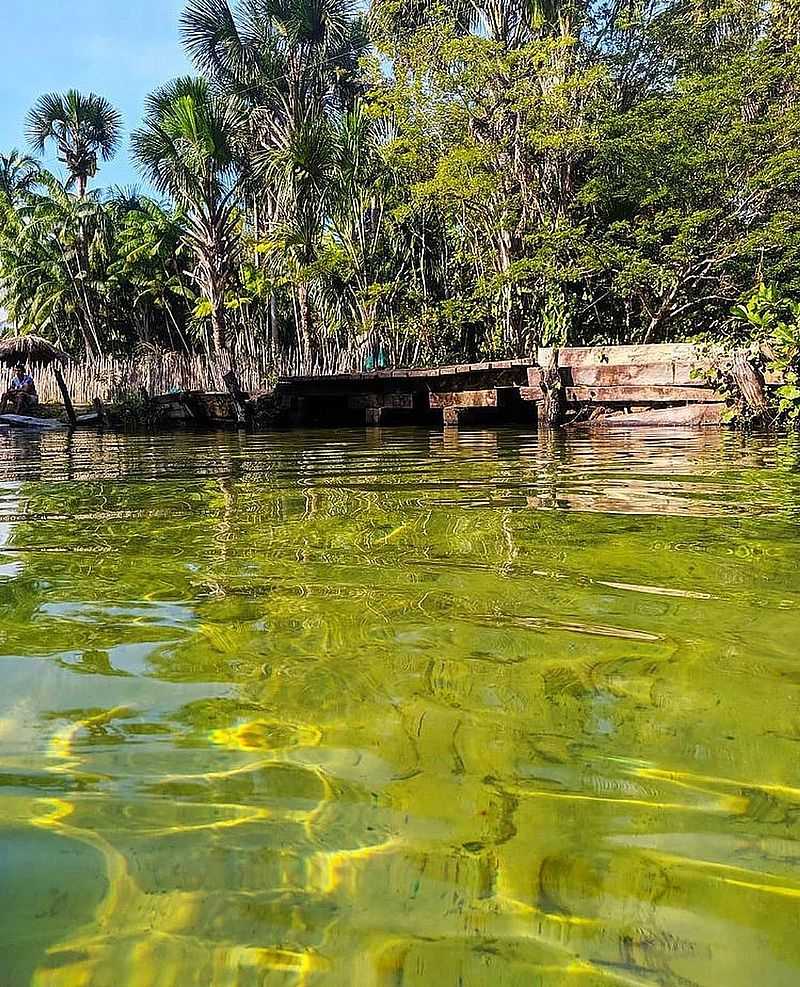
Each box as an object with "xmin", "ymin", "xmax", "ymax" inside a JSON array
[{"xmin": 0, "ymin": 0, "xmax": 191, "ymax": 189}]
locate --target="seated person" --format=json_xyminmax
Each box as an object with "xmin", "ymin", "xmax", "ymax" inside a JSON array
[{"xmin": 1, "ymin": 363, "xmax": 38, "ymax": 414}]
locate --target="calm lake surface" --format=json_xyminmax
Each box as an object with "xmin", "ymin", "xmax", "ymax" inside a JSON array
[{"xmin": 1, "ymin": 427, "xmax": 799, "ymax": 987}]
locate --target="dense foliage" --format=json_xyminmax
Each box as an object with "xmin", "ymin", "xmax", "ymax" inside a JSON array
[{"xmin": 0, "ymin": 0, "xmax": 799, "ymax": 373}]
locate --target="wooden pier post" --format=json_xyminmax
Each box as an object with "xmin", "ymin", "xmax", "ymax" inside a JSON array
[
  {"xmin": 540, "ymin": 348, "xmax": 564, "ymax": 427},
  {"xmin": 52, "ymin": 364, "xmax": 77, "ymax": 425},
  {"xmin": 222, "ymin": 368, "xmax": 249, "ymax": 428}
]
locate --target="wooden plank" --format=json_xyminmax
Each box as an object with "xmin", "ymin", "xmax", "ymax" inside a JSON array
[
  {"xmin": 519, "ymin": 385, "xmax": 545, "ymax": 401},
  {"xmin": 673, "ymin": 362, "xmax": 712, "ymax": 385},
  {"xmin": 347, "ymin": 393, "xmax": 379, "ymax": 409},
  {"xmin": 383, "ymin": 392, "xmax": 415, "ymax": 410},
  {"xmin": 565, "ymin": 384, "xmax": 720, "ymax": 404},
  {"xmin": 429, "ymin": 389, "xmax": 497, "ymax": 409},
  {"xmin": 597, "ymin": 404, "xmax": 723, "ymax": 427},
  {"xmin": 566, "ymin": 362, "xmax": 713, "ymax": 386},
  {"xmin": 541, "ymin": 343, "xmax": 699, "ymax": 368},
  {"xmin": 527, "ymin": 367, "xmax": 543, "ymax": 388},
  {"xmin": 566, "ymin": 363, "xmax": 676, "ymax": 386},
  {"xmin": 348, "ymin": 392, "xmax": 414, "ymax": 410}
]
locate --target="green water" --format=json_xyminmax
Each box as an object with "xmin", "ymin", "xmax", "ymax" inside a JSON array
[{"xmin": 1, "ymin": 427, "xmax": 800, "ymax": 987}]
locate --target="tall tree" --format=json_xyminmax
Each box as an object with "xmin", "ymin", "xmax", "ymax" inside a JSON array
[
  {"xmin": 0, "ymin": 150, "xmax": 40, "ymax": 206},
  {"xmin": 131, "ymin": 76, "xmax": 247, "ymax": 357},
  {"xmin": 26, "ymin": 90, "xmax": 122, "ymax": 196},
  {"xmin": 180, "ymin": 0, "xmax": 370, "ymax": 363}
]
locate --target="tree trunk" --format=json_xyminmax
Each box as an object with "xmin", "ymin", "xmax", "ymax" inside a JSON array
[
  {"xmin": 731, "ymin": 349, "xmax": 768, "ymax": 421},
  {"xmin": 540, "ymin": 348, "xmax": 564, "ymax": 427},
  {"xmin": 296, "ymin": 283, "xmax": 314, "ymax": 371},
  {"xmin": 211, "ymin": 299, "xmax": 228, "ymax": 356},
  {"xmin": 222, "ymin": 368, "xmax": 249, "ymax": 428}
]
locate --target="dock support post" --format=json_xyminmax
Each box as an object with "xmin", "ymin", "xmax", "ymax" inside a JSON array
[
  {"xmin": 365, "ymin": 407, "xmax": 382, "ymax": 427},
  {"xmin": 443, "ymin": 407, "xmax": 460, "ymax": 427},
  {"xmin": 93, "ymin": 397, "xmax": 109, "ymax": 427},
  {"xmin": 52, "ymin": 364, "xmax": 77, "ymax": 425},
  {"xmin": 222, "ymin": 368, "xmax": 249, "ymax": 428},
  {"xmin": 540, "ymin": 348, "xmax": 564, "ymax": 427}
]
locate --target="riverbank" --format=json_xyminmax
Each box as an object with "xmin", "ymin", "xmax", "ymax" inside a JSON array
[{"xmin": 15, "ymin": 341, "xmax": 782, "ymax": 433}]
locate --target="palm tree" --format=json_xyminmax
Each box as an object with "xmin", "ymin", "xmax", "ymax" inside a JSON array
[
  {"xmin": 0, "ymin": 169, "xmax": 111, "ymax": 355},
  {"xmin": 26, "ymin": 90, "xmax": 122, "ymax": 196},
  {"xmin": 0, "ymin": 150, "xmax": 40, "ymax": 206},
  {"xmin": 180, "ymin": 0, "xmax": 370, "ymax": 364},
  {"xmin": 131, "ymin": 76, "xmax": 247, "ymax": 357},
  {"xmin": 111, "ymin": 192, "xmax": 196, "ymax": 354}
]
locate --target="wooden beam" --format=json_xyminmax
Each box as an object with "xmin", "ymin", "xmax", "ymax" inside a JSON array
[
  {"xmin": 565, "ymin": 362, "xmax": 712, "ymax": 386},
  {"xmin": 519, "ymin": 385, "xmax": 545, "ymax": 401},
  {"xmin": 348, "ymin": 392, "xmax": 414, "ymax": 410},
  {"xmin": 429, "ymin": 389, "xmax": 497, "ymax": 408},
  {"xmin": 527, "ymin": 367, "xmax": 543, "ymax": 388},
  {"xmin": 599, "ymin": 404, "xmax": 724, "ymax": 427},
  {"xmin": 543, "ymin": 343, "xmax": 700, "ymax": 367},
  {"xmin": 565, "ymin": 384, "xmax": 720, "ymax": 404}
]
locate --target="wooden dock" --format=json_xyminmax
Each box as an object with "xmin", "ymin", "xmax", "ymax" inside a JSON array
[{"xmin": 269, "ymin": 344, "xmax": 726, "ymax": 428}]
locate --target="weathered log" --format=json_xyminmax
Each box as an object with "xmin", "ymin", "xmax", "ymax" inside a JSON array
[
  {"xmin": 730, "ymin": 349, "xmax": 768, "ymax": 417},
  {"xmin": 540, "ymin": 348, "xmax": 564, "ymax": 426},
  {"xmin": 596, "ymin": 404, "xmax": 723, "ymax": 427}
]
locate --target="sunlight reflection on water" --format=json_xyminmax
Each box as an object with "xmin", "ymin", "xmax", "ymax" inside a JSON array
[{"xmin": 0, "ymin": 427, "xmax": 799, "ymax": 986}]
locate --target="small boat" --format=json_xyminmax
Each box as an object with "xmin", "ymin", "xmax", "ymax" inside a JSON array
[{"xmin": 0, "ymin": 413, "xmax": 66, "ymax": 429}]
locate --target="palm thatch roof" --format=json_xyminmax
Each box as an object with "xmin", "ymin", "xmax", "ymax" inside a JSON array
[{"xmin": 0, "ymin": 334, "xmax": 72, "ymax": 367}]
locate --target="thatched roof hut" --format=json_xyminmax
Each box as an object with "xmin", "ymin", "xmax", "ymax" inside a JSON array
[
  {"xmin": 0, "ymin": 334, "xmax": 76, "ymax": 423},
  {"xmin": 0, "ymin": 334, "xmax": 71, "ymax": 368}
]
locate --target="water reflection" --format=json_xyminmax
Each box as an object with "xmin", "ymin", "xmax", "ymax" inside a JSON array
[{"xmin": 1, "ymin": 428, "xmax": 799, "ymax": 986}]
